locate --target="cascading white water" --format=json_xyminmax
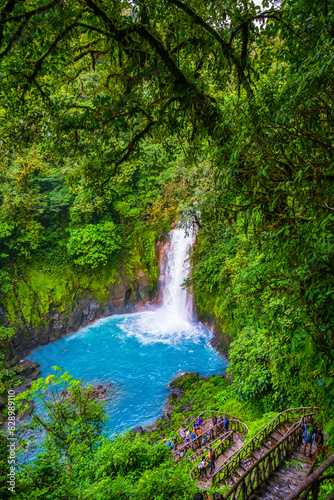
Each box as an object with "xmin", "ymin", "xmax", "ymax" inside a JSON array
[
  {"xmin": 161, "ymin": 228, "xmax": 194, "ymax": 324},
  {"xmin": 116, "ymin": 226, "xmax": 197, "ymax": 339}
]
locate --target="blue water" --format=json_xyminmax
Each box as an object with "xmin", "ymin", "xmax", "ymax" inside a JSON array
[{"xmin": 28, "ymin": 311, "xmax": 226, "ymax": 435}]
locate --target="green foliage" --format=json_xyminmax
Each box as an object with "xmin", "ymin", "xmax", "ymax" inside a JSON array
[
  {"xmin": 67, "ymin": 221, "xmax": 121, "ymax": 268},
  {"xmin": 12, "ymin": 370, "xmax": 197, "ymax": 500},
  {"xmin": 0, "ymin": 0, "xmax": 334, "ymax": 495},
  {"xmin": 0, "ymin": 326, "xmax": 14, "ymax": 342}
]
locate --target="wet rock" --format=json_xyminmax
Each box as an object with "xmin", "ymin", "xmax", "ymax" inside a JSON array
[
  {"xmin": 17, "ymin": 400, "xmax": 34, "ymax": 421},
  {"xmin": 15, "ymin": 360, "xmax": 40, "ymax": 378},
  {"xmin": 14, "ymin": 383, "xmax": 31, "ymax": 394},
  {"xmin": 30, "ymin": 367, "xmax": 41, "ymax": 380},
  {"xmin": 131, "ymin": 426, "xmax": 144, "ymax": 436},
  {"xmin": 10, "ymin": 355, "xmax": 20, "ymax": 367},
  {"xmin": 8, "ymin": 266, "xmax": 155, "ymax": 356},
  {"xmin": 161, "ymin": 412, "xmax": 171, "ymax": 422},
  {"xmin": 168, "ymin": 392, "xmax": 178, "ymax": 401},
  {"xmin": 82, "ymin": 304, "xmax": 90, "ymax": 317},
  {"xmin": 88, "ymin": 385, "xmax": 107, "ymax": 400},
  {"xmin": 143, "ymin": 423, "xmax": 158, "ymax": 433},
  {"xmin": 181, "ymin": 405, "xmax": 192, "ymax": 412}
]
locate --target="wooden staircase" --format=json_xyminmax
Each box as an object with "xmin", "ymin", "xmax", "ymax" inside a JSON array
[
  {"xmin": 197, "ymin": 437, "xmax": 244, "ymax": 490},
  {"xmin": 172, "ymin": 411, "xmax": 248, "ymax": 461},
  {"xmin": 251, "ymin": 444, "xmax": 314, "ymax": 499},
  {"xmin": 212, "ymin": 408, "xmax": 318, "ymax": 500},
  {"xmin": 215, "ymin": 422, "xmax": 297, "ymax": 489},
  {"xmin": 187, "ymin": 407, "xmax": 323, "ymax": 500}
]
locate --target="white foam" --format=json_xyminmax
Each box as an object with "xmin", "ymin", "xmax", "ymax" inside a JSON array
[
  {"xmin": 162, "ymin": 228, "xmax": 194, "ymax": 322},
  {"xmin": 117, "ymin": 311, "xmax": 210, "ymax": 347}
]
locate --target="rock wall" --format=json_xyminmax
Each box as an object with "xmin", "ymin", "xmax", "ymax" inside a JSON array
[
  {"xmin": 1, "ymin": 264, "xmax": 157, "ymax": 359},
  {"xmin": 196, "ymin": 309, "xmax": 232, "ymax": 358}
]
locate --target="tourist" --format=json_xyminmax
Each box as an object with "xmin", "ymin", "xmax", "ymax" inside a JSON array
[
  {"xmin": 191, "ymin": 429, "xmax": 197, "ymax": 440},
  {"xmin": 223, "ymin": 416, "xmax": 229, "ymax": 431},
  {"xmin": 208, "ymin": 423, "xmax": 214, "ymax": 439},
  {"xmin": 202, "ymin": 435, "xmax": 207, "ymax": 445},
  {"xmin": 173, "ymin": 437, "xmax": 178, "ymax": 448},
  {"xmin": 314, "ymin": 425, "xmax": 324, "ymax": 445},
  {"xmin": 164, "ymin": 438, "xmax": 172, "ymax": 449},
  {"xmin": 314, "ymin": 426, "xmax": 324, "ymax": 457},
  {"xmin": 186, "ymin": 429, "xmax": 191, "ymax": 442},
  {"xmin": 167, "ymin": 439, "xmax": 173, "ymax": 449},
  {"xmin": 301, "ymin": 419, "xmax": 316, "ymax": 457},
  {"xmin": 209, "ymin": 447, "xmax": 216, "ymax": 475},
  {"xmin": 197, "ymin": 427, "xmax": 201, "ymax": 437},
  {"xmin": 198, "ymin": 456, "xmax": 208, "ymax": 478},
  {"xmin": 198, "ymin": 415, "xmax": 203, "ymax": 428},
  {"xmin": 194, "ymin": 493, "xmax": 204, "ymax": 500},
  {"xmin": 212, "ymin": 415, "xmax": 217, "ymax": 426},
  {"xmin": 180, "ymin": 450, "xmax": 185, "ymax": 458},
  {"xmin": 179, "ymin": 425, "xmax": 185, "ymax": 441}
]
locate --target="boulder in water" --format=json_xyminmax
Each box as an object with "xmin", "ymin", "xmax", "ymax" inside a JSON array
[{"xmin": 88, "ymin": 385, "xmax": 107, "ymax": 400}]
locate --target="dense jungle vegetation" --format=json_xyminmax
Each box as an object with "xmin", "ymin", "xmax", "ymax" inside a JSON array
[{"xmin": 1, "ymin": 0, "xmax": 334, "ymax": 498}]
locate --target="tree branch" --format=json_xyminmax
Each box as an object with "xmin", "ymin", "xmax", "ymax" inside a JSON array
[
  {"xmin": 0, "ymin": 0, "xmax": 61, "ymax": 25},
  {"xmin": 167, "ymin": 0, "xmax": 254, "ymax": 99},
  {"xmin": 101, "ymin": 119, "xmax": 155, "ymax": 187}
]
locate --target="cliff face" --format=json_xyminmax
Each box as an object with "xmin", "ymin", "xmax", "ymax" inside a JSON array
[
  {"xmin": 1, "ymin": 259, "xmax": 159, "ymax": 358},
  {"xmin": 196, "ymin": 308, "xmax": 232, "ymax": 357}
]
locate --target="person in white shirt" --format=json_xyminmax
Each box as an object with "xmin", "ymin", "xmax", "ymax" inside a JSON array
[{"xmin": 198, "ymin": 456, "xmax": 208, "ymax": 477}]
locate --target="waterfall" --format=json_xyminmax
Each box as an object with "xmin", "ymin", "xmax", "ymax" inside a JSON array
[
  {"xmin": 117, "ymin": 226, "xmax": 197, "ymax": 338},
  {"xmin": 159, "ymin": 227, "xmax": 194, "ymax": 326}
]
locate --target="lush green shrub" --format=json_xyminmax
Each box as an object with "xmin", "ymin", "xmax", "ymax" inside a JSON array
[{"xmin": 67, "ymin": 221, "xmax": 121, "ymax": 268}]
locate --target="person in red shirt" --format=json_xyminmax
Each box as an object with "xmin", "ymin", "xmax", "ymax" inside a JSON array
[{"xmin": 208, "ymin": 447, "xmax": 216, "ymax": 474}]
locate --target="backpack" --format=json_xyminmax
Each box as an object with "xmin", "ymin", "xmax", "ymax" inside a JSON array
[{"xmin": 302, "ymin": 424, "xmax": 314, "ymax": 443}]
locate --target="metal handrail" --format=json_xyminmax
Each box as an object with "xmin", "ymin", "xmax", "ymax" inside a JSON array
[{"xmin": 211, "ymin": 406, "xmax": 316, "ymax": 485}]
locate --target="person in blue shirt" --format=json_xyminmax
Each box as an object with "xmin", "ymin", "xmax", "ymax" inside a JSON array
[
  {"xmin": 223, "ymin": 416, "xmax": 229, "ymax": 431},
  {"xmin": 301, "ymin": 421, "xmax": 316, "ymax": 457}
]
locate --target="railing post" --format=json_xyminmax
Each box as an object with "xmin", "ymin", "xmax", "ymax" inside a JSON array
[
  {"xmin": 241, "ymin": 480, "xmax": 247, "ymax": 500},
  {"xmin": 311, "ymin": 480, "xmax": 320, "ymax": 500}
]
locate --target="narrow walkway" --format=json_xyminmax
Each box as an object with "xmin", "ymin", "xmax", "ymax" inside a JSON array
[
  {"xmin": 216, "ymin": 422, "xmax": 296, "ymax": 488},
  {"xmin": 197, "ymin": 435, "xmax": 244, "ymax": 490},
  {"xmin": 173, "ymin": 413, "xmax": 245, "ymax": 461},
  {"xmin": 253, "ymin": 445, "xmax": 314, "ymax": 499}
]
